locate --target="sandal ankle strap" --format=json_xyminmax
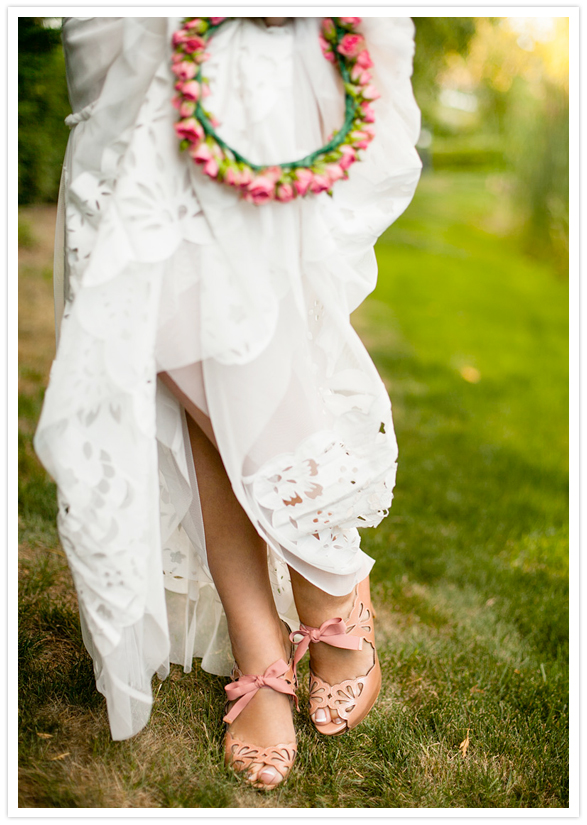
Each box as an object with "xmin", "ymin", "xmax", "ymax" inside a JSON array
[
  {"xmin": 223, "ymin": 658, "xmax": 298, "ymax": 724},
  {"xmin": 290, "ymin": 617, "xmax": 363, "ymax": 669}
]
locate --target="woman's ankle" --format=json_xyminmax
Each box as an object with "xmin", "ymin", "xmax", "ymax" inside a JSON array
[
  {"xmin": 289, "ymin": 569, "xmax": 356, "ymax": 628},
  {"xmin": 229, "ymin": 615, "xmax": 291, "ymax": 674}
]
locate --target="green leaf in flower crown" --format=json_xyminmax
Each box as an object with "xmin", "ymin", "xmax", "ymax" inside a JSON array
[{"xmin": 344, "ymin": 82, "xmax": 361, "ymax": 99}]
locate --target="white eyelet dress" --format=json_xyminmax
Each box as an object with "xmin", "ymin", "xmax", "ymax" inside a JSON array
[{"xmin": 34, "ymin": 16, "xmax": 422, "ymax": 740}]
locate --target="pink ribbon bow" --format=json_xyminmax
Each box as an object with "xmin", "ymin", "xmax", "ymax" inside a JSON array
[
  {"xmin": 290, "ymin": 617, "xmax": 363, "ymax": 669},
  {"xmin": 223, "ymin": 658, "xmax": 298, "ymax": 724}
]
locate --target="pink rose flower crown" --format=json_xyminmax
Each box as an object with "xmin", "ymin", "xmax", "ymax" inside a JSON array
[{"xmin": 171, "ymin": 17, "xmax": 379, "ymax": 204}]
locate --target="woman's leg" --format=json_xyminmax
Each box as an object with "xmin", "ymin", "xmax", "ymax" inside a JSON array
[
  {"xmin": 161, "ymin": 371, "xmax": 374, "ymax": 733},
  {"xmin": 160, "ymin": 374, "xmax": 295, "ymax": 781},
  {"xmin": 184, "ymin": 414, "xmax": 292, "ymax": 680}
]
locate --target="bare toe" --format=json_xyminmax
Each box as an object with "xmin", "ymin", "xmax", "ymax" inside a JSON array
[
  {"xmin": 258, "ymin": 767, "xmax": 281, "ymax": 787},
  {"xmin": 313, "ymin": 707, "xmax": 331, "ymax": 725},
  {"xmin": 329, "ymin": 709, "xmax": 345, "ymax": 728}
]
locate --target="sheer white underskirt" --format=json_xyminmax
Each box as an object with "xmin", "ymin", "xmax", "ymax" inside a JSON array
[{"xmin": 35, "ymin": 16, "xmax": 422, "ymax": 739}]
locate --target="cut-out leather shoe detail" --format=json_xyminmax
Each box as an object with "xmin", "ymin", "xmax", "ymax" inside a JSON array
[
  {"xmin": 223, "ymin": 656, "xmax": 298, "ymax": 791},
  {"xmin": 290, "ymin": 576, "xmax": 381, "ymax": 736}
]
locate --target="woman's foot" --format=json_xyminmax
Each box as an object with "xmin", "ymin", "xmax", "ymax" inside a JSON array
[
  {"xmin": 224, "ymin": 620, "xmax": 297, "ymax": 789},
  {"xmin": 290, "ymin": 573, "xmax": 380, "ymax": 731}
]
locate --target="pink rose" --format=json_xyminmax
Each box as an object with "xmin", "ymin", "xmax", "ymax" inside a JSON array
[
  {"xmin": 224, "ymin": 167, "xmax": 240, "ymax": 187},
  {"xmin": 337, "ymin": 33, "xmax": 366, "ymax": 58},
  {"xmin": 172, "ymin": 30, "xmax": 205, "ymax": 51},
  {"xmin": 339, "ymin": 145, "xmax": 357, "ymax": 170},
  {"xmin": 238, "ymin": 167, "xmax": 253, "ymax": 188},
  {"xmin": 172, "ymin": 60, "xmax": 197, "ymax": 81},
  {"xmin": 190, "ymin": 143, "xmax": 214, "ymax": 164},
  {"xmin": 178, "ymin": 80, "xmax": 201, "ymax": 101},
  {"xmin": 210, "ymin": 17, "xmax": 226, "ymax": 25},
  {"xmin": 339, "ymin": 17, "xmax": 362, "ymax": 27},
  {"xmin": 294, "ymin": 168, "xmax": 314, "ymax": 197},
  {"xmin": 361, "ymin": 84, "xmax": 381, "ymax": 101},
  {"xmin": 351, "ymin": 63, "xmax": 372, "ymax": 84},
  {"xmin": 182, "ymin": 19, "xmax": 207, "ymax": 34},
  {"xmin": 356, "ymin": 50, "xmax": 373, "ymax": 69},
  {"xmin": 360, "ymin": 101, "xmax": 376, "ymax": 123},
  {"xmin": 172, "ymin": 30, "xmax": 186, "ymax": 48},
  {"xmin": 321, "ymin": 18, "xmax": 335, "ymax": 39},
  {"xmin": 247, "ymin": 175, "xmax": 276, "ymax": 204},
  {"xmin": 310, "ymin": 173, "xmax": 331, "ymax": 194},
  {"xmin": 171, "ymin": 94, "xmax": 181, "ymax": 110},
  {"xmin": 204, "ymin": 158, "xmax": 219, "ymax": 178},
  {"xmin": 171, "ymin": 52, "xmax": 184, "ymax": 64},
  {"xmin": 185, "ymin": 35, "xmax": 207, "ymax": 54},
  {"xmin": 362, "ymin": 124, "xmax": 376, "ymax": 139},
  {"xmin": 201, "ymin": 83, "xmax": 211, "ymax": 98},
  {"xmin": 351, "ymin": 132, "xmax": 370, "ymax": 150},
  {"xmin": 179, "ymin": 100, "xmax": 196, "ymax": 118},
  {"xmin": 174, "ymin": 117, "xmax": 204, "ymax": 143},
  {"xmin": 319, "ymin": 33, "xmax": 335, "ymax": 62},
  {"xmin": 276, "ymin": 183, "xmax": 295, "ymax": 202},
  {"xmin": 264, "ymin": 166, "xmax": 283, "ymax": 184},
  {"xmin": 325, "ymin": 163, "xmax": 345, "ymax": 184}
]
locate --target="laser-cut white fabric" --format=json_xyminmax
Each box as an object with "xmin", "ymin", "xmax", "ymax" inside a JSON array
[{"xmin": 35, "ymin": 16, "xmax": 421, "ymax": 739}]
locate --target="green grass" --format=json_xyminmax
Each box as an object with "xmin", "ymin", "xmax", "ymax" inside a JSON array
[{"xmin": 18, "ymin": 172, "xmax": 568, "ymax": 808}]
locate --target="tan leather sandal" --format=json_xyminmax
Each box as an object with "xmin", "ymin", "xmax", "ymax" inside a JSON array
[
  {"xmin": 290, "ymin": 576, "xmax": 381, "ymax": 736},
  {"xmin": 223, "ymin": 656, "xmax": 298, "ymax": 791}
]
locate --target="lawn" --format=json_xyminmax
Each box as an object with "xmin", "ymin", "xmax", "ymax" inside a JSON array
[{"xmin": 18, "ymin": 171, "xmax": 568, "ymax": 808}]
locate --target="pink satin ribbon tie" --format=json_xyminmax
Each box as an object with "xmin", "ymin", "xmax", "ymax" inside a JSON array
[
  {"xmin": 290, "ymin": 617, "xmax": 363, "ymax": 669},
  {"xmin": 223, "ymin": 658, "xmax": 298, "ymax": 724}
]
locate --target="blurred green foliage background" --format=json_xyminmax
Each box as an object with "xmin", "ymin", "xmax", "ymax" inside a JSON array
[{"xmin": 18, "ymin": 18, "xmax": 71, "ymax": 204}]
